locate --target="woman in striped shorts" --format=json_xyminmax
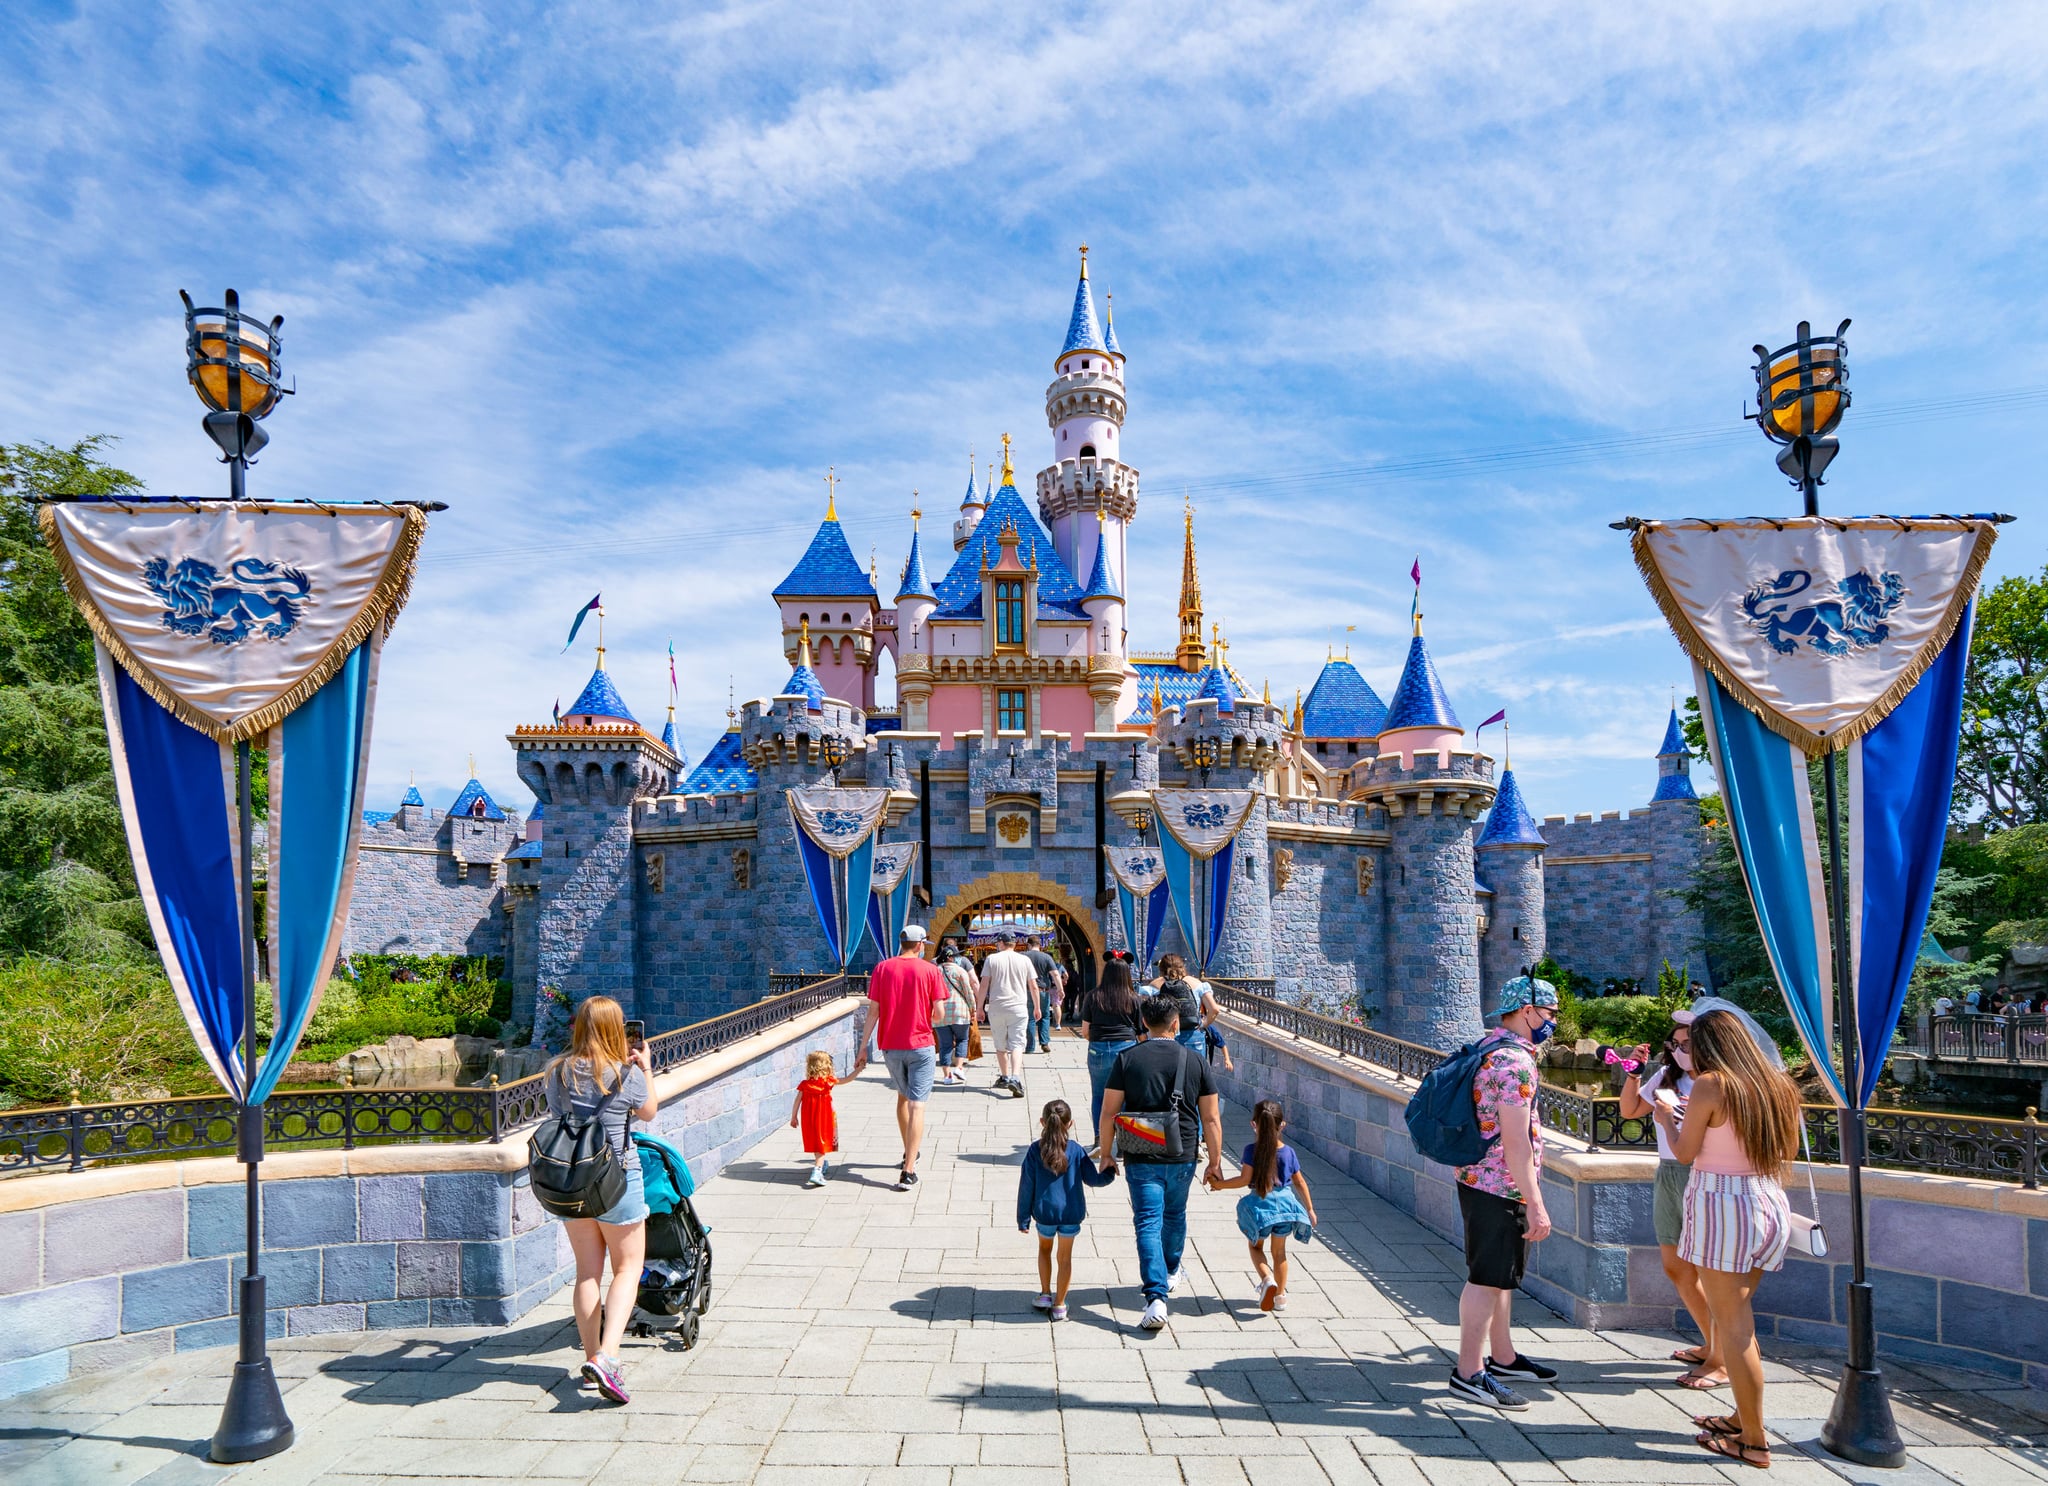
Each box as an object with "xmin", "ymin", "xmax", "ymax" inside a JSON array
[{"xmin": 1652, "ymin": 1008, "xmax": 1801, "ymax": 1471}]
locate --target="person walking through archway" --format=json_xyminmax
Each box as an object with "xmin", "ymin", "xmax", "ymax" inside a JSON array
[
  {"xmin": 1077, "ymin": 957, "xmax": 1141, "ymax": 1148},
  {"xmin": 1022, "ymin": 933, "xmax": 1060, "ymax": 1054},
  {"xmin": 976, "ymin": 929, "xmax": 1039, "ymax": 1099},
  {"xmin": 853, "ymin": 925, "xmax": 949, "ymax": 1191},
  {"xmin": 1095, "ymin": 994, "xmax": 1225, "ymax": 1330}
]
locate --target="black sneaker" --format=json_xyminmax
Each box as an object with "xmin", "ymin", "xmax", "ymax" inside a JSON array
[
  {"xmin": 1486, "ymin": 1353, "xmax": 1557, "ymax": 1383},
  {"xmin": 1447, "ymin": 1367, "xmax": 1528, "ymax": 1411},
  {"xmin": 894, "ymin": 1170, "xmax": 919, "ymax": 1192},
  {"xmin": 1009, "ymin": 1080, "xmax": 1026, "ymax": 1099}
]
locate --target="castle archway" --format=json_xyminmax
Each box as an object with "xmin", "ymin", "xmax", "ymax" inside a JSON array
[{"xmin": 928, "ymin": 871, "xmax": 1105, "ymax": 989}]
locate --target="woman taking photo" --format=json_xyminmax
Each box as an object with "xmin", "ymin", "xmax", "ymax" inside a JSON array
[
  {"xmin": 1077, "ymin": 958, "xmax": 1141, "ymax": 1148},
  {"xmin": 546, "ymin": 995, "xmax": 658, "ymax": 1405},
  {"xmin": 1652, "ymin": 1006, "xmax": 1802, "ymax": 1470},
  {"xmin": 1617, "ymin": 1013, "xmax": 1722, "ymax": 1389}
]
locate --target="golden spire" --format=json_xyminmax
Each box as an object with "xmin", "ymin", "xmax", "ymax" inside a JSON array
[
  {"xmin": 1263, "ymin": 678, "xmax": 1271, "ymax": 706},
  {"xmin": 1175, "ymin": 495, "xmax": 1205, "ymax": 673},
  {"xmin": 1292, "ymin": 688, "xmax": 1303, "ymax": 733},
  {"xmin": 1504, "ymin": 718, "xmax": 1513, "ymax": 769},
  {"xmin": 727, "ymin": 676, "xmax": 738, "ymax": 731},
  {"xmin": 824, "ymin": 466, "xmax": 838, "ymax": 521},
  {"xmin": 1079, "ymin": 243, "xmax": 1089, "ymax": 279},
  {"xmin": 1000, "ymin": 432, "xmax": 1014, "ymax": 486},
  {"xmin": 1151, "ymin": 676, "xmax": 1163, "ymax": 719},
  {"xmin": 467, "ymin": 753, "xmax": 476, "ymax": 778},
  {"xmin": 798, "ymin": 618, "xmax": 813, "ymax": 669},
  {"xmin": 1413, "ymin": 607, "xmax": 1424, "ymax": 638},
  {"xmin": 911, "ymin": 494, "xmax": 922, "ymax": 526},
  {"xmin": 1096, "ymin": 496, "xmax": 1106, "ymax": 528}
]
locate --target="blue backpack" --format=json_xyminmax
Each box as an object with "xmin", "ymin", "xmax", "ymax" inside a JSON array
[{"xmin": 1403, "ymin": 1036, "xmax": 1501, "ymax": 1168}]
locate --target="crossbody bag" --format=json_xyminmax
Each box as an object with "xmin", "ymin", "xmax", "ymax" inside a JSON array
[
  {"xmin": 1112, "ymin": 1043, "xmax": 1195, "ymax": 1161},
  {"xmin": 1785, "ymin": 1118, "xmax": 1830, "ymax": 1258}
]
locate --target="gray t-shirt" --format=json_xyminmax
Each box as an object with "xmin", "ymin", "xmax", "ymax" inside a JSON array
[
  {"xmin": 544, "ymin": 1059, "xmax": 649, "ymax": 1159},
  {"xmin": 1024, "ymin": 949, "xmax": 1058, "ymax": 992}
]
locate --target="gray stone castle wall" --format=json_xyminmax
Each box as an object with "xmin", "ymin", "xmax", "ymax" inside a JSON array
[
  {"xmin": 1266, "ymin": 807, "xmax": 1384, "ymax": 1019},
  {"xmin": 1478, "ymin": 842, "xmax": 1546, "ymax": 1001},
  {"xmin": 343, "ymin": 807, "xmax": 521, "ymax": 959},
  {"xmin": 1541, "ymin": 800, "xmax": 1712, "ymax": 990}
]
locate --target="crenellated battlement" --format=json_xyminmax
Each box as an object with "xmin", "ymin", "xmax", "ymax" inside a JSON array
[
  {"xmin": 1354, "ymin": 748, "xmax": 1496, "ymax": 819},
  {"xmin": 1154, "ymin": 697, "xmax": 1286, "ymax": 777},
  {"xmin": 635, "ymin": 789, "xmax": 760, "ymax": 843},
  {"xmin": 739, "ymin": 695, "xmax": 866, "ymax": 771},
  {"xmin": 1036, "ymin": 457, "xmax": 1139, "ymax": 526}
]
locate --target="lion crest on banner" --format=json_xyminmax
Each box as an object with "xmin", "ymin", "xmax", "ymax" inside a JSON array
[
  {"xmin": 1741, "ymin": 568, "xmax": 1904, "ymax": 659},
  {"xmin": 143, "ymin": 555, "xmax": 312, "ymax": 646}
]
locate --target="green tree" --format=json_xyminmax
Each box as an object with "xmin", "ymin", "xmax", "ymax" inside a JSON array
[
  {"xmin": 0, "ymin": 440, "xmax": 155, "ymax": 963},
  {"xmin": 1955, "ymin": 563, "xmax": 2048, "ymax": 827}
]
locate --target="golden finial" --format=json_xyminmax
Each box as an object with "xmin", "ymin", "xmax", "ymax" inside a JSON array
[
  {"xmin": 1345, "ymin": 623, "xmax": 1356, "ymax": 660},
  {"xmin": 1000, "ymin": 432, "xmax": 1014, "ymax": 485},
  {"xmin": 1095, "ymin": 496, "xmax": 1106, "ymax": 527},
  {"xmin": 1079, "ymin": 243, "xmax": 1089, "ymax": 278},
  {"xmin": 824, "ymin": 467, "xmax": 838, "ymax": 521},
  {"xmin": 1152, "ymin": 676, "xmax": 1163, "ymax": 716},
  {"xmin": 1504, "ymin": 718, "xmax": 1513, "ymax": 769},
  {"xmin": 1413, "ymin": 608, "xmax": 1424, "ymax": 638},
  {"xmin": 1106, "ymin": 289, "xmax": 1113, "ymax": 324},
  {"xmin": 1263, "ymin": 678, "xmax": 1271, "ymax": 706},
  {"xmin": 911, "ymin": 493, "xmax": 922, "ymax": 526},
  {"xmin": 869, "ymin": 546, "xmax": 878, "ymax": 583},
  {"xmin": 1293, "ymin": 688, "xmax": 1303, "ymax": 732},
  {"xmin": 727, "ymin": 676, "xmax": 737, "ymax": 730},
  {"xmin": 467, "ymin": 753, "xmax": 476, "ymax": 779},
  {"xmin": 799, "ymin": 618, "xmax": 813, "ymax": 668}
]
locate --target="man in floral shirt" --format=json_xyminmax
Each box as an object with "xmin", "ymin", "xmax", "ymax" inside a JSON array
[{"xmin": 1448, "ymin": 976, "xmax": 1561, "ymax": 1411}]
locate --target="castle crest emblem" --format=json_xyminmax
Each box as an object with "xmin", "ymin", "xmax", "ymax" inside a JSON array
[
  {"xmin": 1740, "ymin": 568, "xmax": 1904, "ymax": 659},
  {"xmin": 143, "ymin": 555, "xmax": 312, "ymax": 646}
]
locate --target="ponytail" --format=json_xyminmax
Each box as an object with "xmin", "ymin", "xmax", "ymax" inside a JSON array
[
  {"xmin": 1250, "ymin": 1099, "xmax": 1285, "ymax": 1196},
  {"xmin": 1038, "ymin": 1100, "xmax": 1073, "ymax": 1176}
]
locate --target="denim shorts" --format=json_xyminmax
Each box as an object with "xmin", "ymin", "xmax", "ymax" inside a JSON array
[
  {"xmin": 1035, "ymin": 1221, "xmax": 1082, "ymax": 1238},
  {"xmin": 883, "ymin": 1046, "xmax": 937, "ymax": 1102},
  {"xmin": 595, "ymin": 1160, "xmax": 648, "ymax": 1226}
]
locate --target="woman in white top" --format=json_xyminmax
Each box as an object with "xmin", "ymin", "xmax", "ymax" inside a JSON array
[{"xmin": 1618, "ymin": 1013, "xmax": 1723, "ymax": 1389}]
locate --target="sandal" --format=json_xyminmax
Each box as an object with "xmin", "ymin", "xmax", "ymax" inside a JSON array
[
  {"xmin": 1697, "ymin": 1432, "xmax": 1771, "ymax": 1468},
  {"xmin": 1671, "ymin": 1345, "xmax": 1710, "ymax": 1364},
  {"xmin": 1675, "ymin": 1369, "xmax": 1728, "ymax": 1390},
  {"xmin": 1691, "ymin": 1414, "xmax": 1742, "ymax": 1437}
]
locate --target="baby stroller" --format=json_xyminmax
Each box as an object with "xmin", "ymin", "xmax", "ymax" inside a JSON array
[{"xmin": 625, "ymin": 1131, "xmax": 713, "ymax": 1348}]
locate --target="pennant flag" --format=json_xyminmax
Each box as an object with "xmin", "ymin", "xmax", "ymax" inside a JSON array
[
  {"xmin": 1105, "ymin": 845, "xmax": 1168, "ymax": 967},
  {"xmin": 865, "ymin": 842, "xmax": 919, "ymax": 956},
  {"xmin": 1634, "ymin": 515, "xmax": 1996, "ymax": 1109},
  {"xmin": 1150, "ymin": 789, "xmax": 1256, "ymax": 972},
  {"xmin": 44, "ymin": 500, "xmax": 424, "ymax": 1101},
  {"xmin": 562, "ymin": 593, "xmax": 601, "ymax": 652},
  {"xmin": 552, "ymin": 697, "xmax": 561, "ymax": 725},
  {"xmin": 1409, "ymin": 557, "xmax": 1422, "ymax": 628},
  {"xmin": 787, "ymin": 784, "xmax": 889, "ymax": 968},
  {"xmin": 1478, "ymin": 708, "xmax": 1506, "ymax": 730},
  {"xmin": 668, "ymin": 639, "xmax": 678, "ymax": 700}
]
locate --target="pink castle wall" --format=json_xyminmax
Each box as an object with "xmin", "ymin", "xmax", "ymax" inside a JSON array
[
  {"xmin": 1038, "ymin": 687, "xmax": 1095, "ymax": 739},
  {"xmin": 928, "ymin": 687, "xmax": 984, "ymax": 746}
]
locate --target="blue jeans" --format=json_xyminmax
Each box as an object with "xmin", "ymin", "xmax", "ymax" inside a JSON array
[
  {"xmin": 1086, "ymin": 1040, "xmax": 1135, "ymax": 1138},
  {"xmin": 934, "ymin": 1023, "xmax": 967, "ymax": 1068},
  {"xmin": 1126, "ymin": 1161, "xmax": 1197, "ymax": 1301},
  {"xmin": 1174, "ymin": 1027, "xmax": 1205, "ymax": 1056},
  {"xmin": 1028, "ymin": 1002, "xmax": 1053, "ymax": 1051}
]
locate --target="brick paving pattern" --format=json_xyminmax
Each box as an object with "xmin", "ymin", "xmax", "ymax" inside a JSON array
[{"xmin": 3, "ymin": 1034, "xmax": 2043, "ymax": 1484}]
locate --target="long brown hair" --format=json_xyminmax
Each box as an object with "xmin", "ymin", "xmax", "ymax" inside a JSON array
[
  {"xmin": 1250, "ymin": 1099, "xmax": 1285, "ymax": 1196},
  {"xmin": 1093, "ymin": 959, "xmax": 1137, "ymax": 1019},
  {"xmin": 1689, "ymin": 1010, "xmax": 1800, "ymax": 1181},
  {"xmin": 1038, "ymin": 1099, "xmax": 1073, "ymax": 1176},
  {"xmin": 549, "ymin": 995, "xmax": 629, "ymax": 1093}
]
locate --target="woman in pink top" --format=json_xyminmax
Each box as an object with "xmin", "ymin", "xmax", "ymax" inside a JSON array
[{"xmin": 1651, "ymin": 1008, "xmax": 1802, "ymax": 1471}]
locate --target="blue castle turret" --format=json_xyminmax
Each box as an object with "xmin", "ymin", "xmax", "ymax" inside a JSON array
[
  {"xmin": 1477, "ymin": 760, "xmax": 1546, "ymax": 1002},
  {"xmin": 1652, "ymin": 707, "xmax": 1697, "ymax": 802}
]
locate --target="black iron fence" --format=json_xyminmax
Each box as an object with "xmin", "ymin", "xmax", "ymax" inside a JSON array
[
  {"xmin": 1208, "ymin": 981, "xmax": 2042, "ymax": 1188},
  {"xmin": 0, "ymin": 974, "xmax": 866, "ymax": 1178}
]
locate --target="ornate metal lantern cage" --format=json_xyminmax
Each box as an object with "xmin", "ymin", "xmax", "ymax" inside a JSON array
[
  {"xmin": 1748, "ymin": 318, "xmax": 1850, "ymax": 508},
  {"xmin": 181, "ymin": 289, "xmax": 292, "ymax": 473}
]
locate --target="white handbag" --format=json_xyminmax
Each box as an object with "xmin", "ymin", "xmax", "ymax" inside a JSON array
[{"xmin": 1785, "ymin": 1119, "xmax": 1830, "ymax": 1259}]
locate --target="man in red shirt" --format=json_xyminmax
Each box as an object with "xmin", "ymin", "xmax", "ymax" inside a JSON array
[{"xmin": 854, "ymin": 925, "xmax": 949, "ymax": 1192}]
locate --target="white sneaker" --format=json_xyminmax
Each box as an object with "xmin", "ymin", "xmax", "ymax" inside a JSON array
[
  {"xmin": 1165, "ymin": 1268, "xmax": 1185, "ymax": 1295},
  {"xmin": 1138, "ymin": 1299, "xmax": 1168, "ymax": 1331}
]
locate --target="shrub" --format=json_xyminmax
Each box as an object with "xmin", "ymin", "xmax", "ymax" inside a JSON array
[{"xmin": 0, "ymin": 958, "xmax": 217, "ymax": 1103}]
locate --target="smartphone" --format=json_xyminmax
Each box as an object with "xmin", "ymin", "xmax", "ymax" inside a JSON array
[{"xmin": 624, "ymin": 1019, "xmax": 645, "ymax": 1050}]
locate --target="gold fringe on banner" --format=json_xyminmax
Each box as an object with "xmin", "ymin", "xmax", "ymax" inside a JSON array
[
  {"xmin": 1630, "ymin": 517, "xmax": 1996, "ymax": 758},
  {"xmin": 37, "ymin": 502, "xmax": 427, "ymax": 744}
]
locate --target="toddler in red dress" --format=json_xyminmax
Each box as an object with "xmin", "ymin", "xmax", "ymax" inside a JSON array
[{"xmin": 790, "ymin": 1050, "xmax": 841, "ymax": 1189}]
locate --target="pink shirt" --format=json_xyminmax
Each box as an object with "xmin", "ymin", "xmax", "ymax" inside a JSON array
[
  {"xmin": 867, "ymin": 955, "xmax": 948, "ymax": 1052},
  {"xmin": 1693, "ymin": 1114, "xmax": 1757, "ymax": 1176}
]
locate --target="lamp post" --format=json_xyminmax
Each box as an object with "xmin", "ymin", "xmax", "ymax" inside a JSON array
[
  {"xmin": 1748, "ymin": 319, "xmax": 1851, "ymax": 516},
  {"xmin": 819, "ymin": 734, "xmax": 846, "ymax": 786},
  {"xmin": 1750, "ymin": 320, "xmax": 1902, "ymax": 1470},
  {"xmin": 1190, "ymin": 735, "xmax": 1220, "ymax": 788},
  {"xmin": 182, "ymin": 290, "xmax": 294, "ymax": 1465}
]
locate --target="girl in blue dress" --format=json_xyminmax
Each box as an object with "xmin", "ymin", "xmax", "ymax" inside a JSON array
[{"xmin": 1212, "ymin": 1099, "xmax": 1317, "ymax": 1311}]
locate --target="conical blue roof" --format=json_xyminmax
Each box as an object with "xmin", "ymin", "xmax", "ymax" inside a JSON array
[
  {"xmin": 959, "ymin": 463, "xmax": 985, "ymax": 510},
  {"xmin": 567, "ymin": 665, "xmax": 635, "ymax": 723},
  {"xmin": 1382, "ymin": 635, "xmax": 1459, "ymax": 731},
  {"xmin": 1061, "ymin": 265, "xmax": 1106, "ymax": 356},
  {"xmin": 931, "ymin": 481, "xmax": 1089, "ymax": 619},
  {"xmin": 1477, "ymin": 768, "xmax": 1545, "ymax": 847},
  {"xmin": 773, "ymin": 515, "xmax": 877, "ymax": 599},
  {"xmin": 1081, "ymin": 528, "xmax": 1121, "ymax": 601},
  {"xmin": 399, "ymin": 783, "xmax": 425, "ymax": 808},
  {"xmin": 448, "ymin": 778, "xmax": 506, "ymax": 821},
  {"xmin": 781, "ymin": 661, "xmax": 826, "ymax": 712},
  {"xmin": 1301, "ymin": 658, "xmax": 1388, "ymax": 739},
  {"xmin": 896, "ymin": 527, "xmax": 935, "ymax": 601},
  {"xmin": 1104, "ymin": 306, "xmax": 1123, "ymax": 358},
  {"xmin": 683, "ymin": 729, "xmax": 758, "ymax": 795},
  {"xmin": 528, "ymin": 801, "xmax": 545, "ymax": 822},
  {"xmin": 1657, "ymin": 707, "xmax": 1687, "ymax": 757},
  {"xmin": 659, "ymin": 712, "xmax": 684, "ymax": 764},
  {"xmin": 1195, "ymin": 663, "xmax": 1238, "ymax": 714}
]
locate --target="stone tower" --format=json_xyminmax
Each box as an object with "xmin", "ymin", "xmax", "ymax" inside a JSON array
[
  {"xmin": 1153, "ymin": 689, "xmax": 1285, "ymax": 978},
  {"xmin": 1476, "ymin": 756, "xmax": 1546, "ymax": 1001},
  {"xmin": 1175, "ymin": 503, "xmax": 1206, "ymax": 673},
  {"xmin": 1648, "ymin": 707, "xmax": 1712, "ymax": 989},
  {"xmin": 772, "ymin": 477, "xmax": 881, "ymax": 711},
  {"xmin": 742, "ymin": 636, "xmax": 871, "ymax": 977},
  {"xmin": 1037, "ymin": 247, "xmax": 1138, "ymax": 602},
  {"xmin": 512, "ymin": 652, "xmax": 679, "ymax": 1033},
  {"xmin": 1357, "ymin": 622, "xmax": 1495, "ymax": 1050}
]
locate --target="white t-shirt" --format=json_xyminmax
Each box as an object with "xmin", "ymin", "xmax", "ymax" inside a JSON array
[
  {"xmin": 1639, "ymin": 1064, "xmax": 1695, "ymax": 1162},
  {"xmin": 979, "ymin": 949, "xmax": 1037, "ymax": 1016},
  {"xmin": 1933, "ymin": 997, "xmax": 1954, "ymax": 1018}
]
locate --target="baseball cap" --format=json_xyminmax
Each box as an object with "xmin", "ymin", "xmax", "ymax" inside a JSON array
[
  {"xmin": 1494, "ymin": 975, "xmax": 1559, "ymax": 1017},
  {"xmin": 900, "ymin": 925, "xmax": 928, "ymax": 943}
]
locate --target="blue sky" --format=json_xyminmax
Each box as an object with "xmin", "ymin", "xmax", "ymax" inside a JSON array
[{"xmin": 4, "ymin": 2, "xmax": 2044, "ymax": 819}]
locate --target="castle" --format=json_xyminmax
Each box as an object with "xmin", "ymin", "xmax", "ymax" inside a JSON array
[{"xmin": 344, "ymin": 252, "xmax": 1713, "ymax": 1051}]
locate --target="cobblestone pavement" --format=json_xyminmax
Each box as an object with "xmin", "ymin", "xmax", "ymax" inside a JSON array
[{"xmin": 4, "ymin": 1033, "xmax": 2045, "ymax": 1484}]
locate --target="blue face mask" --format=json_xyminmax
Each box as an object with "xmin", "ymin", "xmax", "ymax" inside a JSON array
[{"xmin": 1528, "ymin": 1015, "xmax": 1556, "ymax": 1046}]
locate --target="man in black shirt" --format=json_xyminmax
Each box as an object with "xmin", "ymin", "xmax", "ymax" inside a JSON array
[
  {"xmin": 1023, "ymin": 935, "xmax": 1059, "ymax": 1053},
  {"xmin": 1096, "ymin": 996, "xmax": 1225, "ymax": 1330}
]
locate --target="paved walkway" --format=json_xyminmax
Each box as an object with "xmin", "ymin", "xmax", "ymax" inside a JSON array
[{"xmin": 4, "ymin": 1033, "xmax": 2045, "ymax": 1485}]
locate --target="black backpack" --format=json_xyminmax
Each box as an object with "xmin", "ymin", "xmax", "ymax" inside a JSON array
[
  {"xmin": 1403, "ymin": 1037, "xmax": 1501, "ymax": 1168},
  {"xmin": 1158, "ymin": 977, "xmax": 1201, "ymax": 1033},
  {"xmin": 528, "ymin": 1070, "xmax": 630, "ymax": 1218}
]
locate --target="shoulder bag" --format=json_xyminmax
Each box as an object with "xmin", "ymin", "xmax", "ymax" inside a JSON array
[
  {"xmin": 1785, "ymin": 1116, "xmax": 1830, "ymax": 1258},
  {"xmin": 1112, "ymin": 1042, "xmax": 1195, "ymax": 1161}
]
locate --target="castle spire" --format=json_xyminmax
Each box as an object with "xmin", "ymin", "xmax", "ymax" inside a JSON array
[
  {"xmin": 1104, "ymin": 289, "xmax": 1123, "ymax": 359},
  {"xmin": 1000, "ymin": 431, "xmax": 1015, "ymax": 487},
  {"xmin": 1060, "ymin": 246, "xmax": 1106, "ymax": 359},
  {"xmin": 1652, "ymin": 705, "xmax": 1699, "ymax": 802},
  {"xmin": 1175, "ymin": 496, "xmax": 1206, "ymax": 673},
  {"xmin": 824, "ymin": 466, "xmax": 838, "ymax": 522}
]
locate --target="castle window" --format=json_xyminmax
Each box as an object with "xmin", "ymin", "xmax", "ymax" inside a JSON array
[
  {"xmin": 1316, "ymin": 741, "xmax": 1328, "ymax": 755},
  {"xmin": 995, "ymin": 580, "xmax": 1026, "ymax": 646},
  {"xmin": 1347, "ymin": 741, "xmax": 1358, "ymax": 754},
  {"xmin": 1082, "ymin": 360, "xmax": 1090, "ymax": 369},
  {"xmin": 1079, "ymin": 445, "xmax": 1096, "ymax": 458},
  {"xmin": 998, "ymin": 689, "xmax": 1027, "ymax": 731}
]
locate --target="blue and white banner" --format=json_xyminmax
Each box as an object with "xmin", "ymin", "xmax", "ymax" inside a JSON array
[
  {"xmin": 1104, "ymin": 845, "xmax": 1170, "ymax": 970},
  {"xmin": 864, "ymin": 842, "xmax": 919, "ymax": 960},
  {"xmin": 787, "ymin": 785, "xmax": 888, "ymax": 969},
  {"xmin": 1151, "ymin": 789, "xmax": 1255, "ymax": 973},
  {"xmin": 47, "ymin": 501, "xmax": 423, "ymax": 1102},
  {"xmin": 1635, "ymin": 517, "xmax": 1994, "ymax": 1109}
]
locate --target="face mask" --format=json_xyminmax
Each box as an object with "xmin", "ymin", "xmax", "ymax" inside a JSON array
[
  {"xmin": 1528, "ymin": 1016, "xmax": 1555, "ymax": 1046},
  {"xmin": 1671, "ymin": 1046, "xmax": 1693, "ymax": 1071}
]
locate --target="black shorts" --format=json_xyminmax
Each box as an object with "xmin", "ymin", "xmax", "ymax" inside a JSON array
[{"xmin": 1458, "ymin": 1183, "xmax": 1528, "ymax": 1291}]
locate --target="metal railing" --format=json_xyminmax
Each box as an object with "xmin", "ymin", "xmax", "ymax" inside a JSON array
[
  {"xmin": 1896, "ymin": 1014, "xmax": 2048, "ymax": 1066},
  {"xmin": 0, "ymin": 974, "xmax": 866, "ymax": 1178},
  {"xmin": 1209, "ymin": 981, "xmax": 2042, "ymax": 1188}
]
